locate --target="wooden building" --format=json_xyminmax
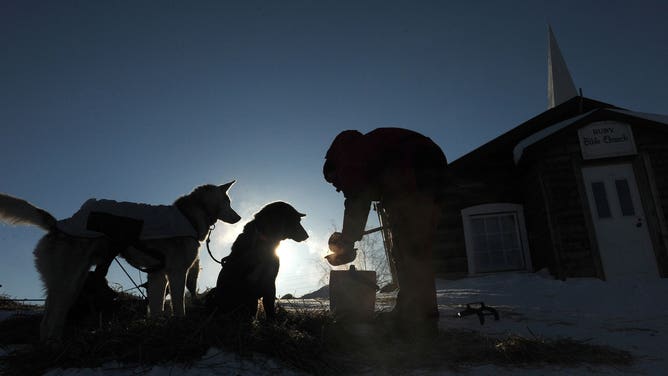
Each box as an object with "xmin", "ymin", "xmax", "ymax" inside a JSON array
[{"xmin": 434, "ymin": 28, "xmax": 668, "ymax": 280}]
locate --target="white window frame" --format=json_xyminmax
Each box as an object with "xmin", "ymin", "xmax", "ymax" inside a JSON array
[{"xmin": 461, "ymin": 203, "xmax": 532, "ymax": 274}]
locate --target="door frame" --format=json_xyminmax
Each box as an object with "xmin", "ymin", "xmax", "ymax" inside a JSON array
[{"xmin": 581, "ymin": 162, "xmax": 659, "ymax": 279}]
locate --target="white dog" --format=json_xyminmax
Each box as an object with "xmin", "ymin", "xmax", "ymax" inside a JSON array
[{"xmin": 0, "ymin": 182, "xmax": 240, "ymax": 341}]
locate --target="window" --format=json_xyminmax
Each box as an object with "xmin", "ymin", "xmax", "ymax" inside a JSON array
[
  {"xmin": 590, "ymin": 178, "xmax": 636, "ymax": 218},
  {"xmin": 462, "ymin": 203, "xmax": 531, "ymax": 274},
  {"xmin": 591, "ymin": 182, "xmax": 612, "ymax": 218},
  {"xmin": 615, "ymin": 179, "xmax": 635, "ymax": 216}
]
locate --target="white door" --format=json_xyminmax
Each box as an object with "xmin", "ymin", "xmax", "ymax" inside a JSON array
[{"xmin": 582, "ymin": 163, "xmax": 658, "ymax": 279}]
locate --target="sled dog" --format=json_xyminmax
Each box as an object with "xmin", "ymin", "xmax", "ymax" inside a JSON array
[
  {"xmin": 213, "ymin": 201, "xmax": 308, "ymax": 320},
  {"xmin": 0, "ymin": 182, "xmax": 240, "ymax": 341}
]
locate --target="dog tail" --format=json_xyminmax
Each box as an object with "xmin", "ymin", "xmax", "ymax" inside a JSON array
[{"xmin": 0, "ymin": 193, "xmax": 57, "ymax": 231}]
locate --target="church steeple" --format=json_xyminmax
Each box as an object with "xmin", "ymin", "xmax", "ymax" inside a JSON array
[{"xmin": 547, "ymin": 25, "xmax": 578, "ymax": 109}]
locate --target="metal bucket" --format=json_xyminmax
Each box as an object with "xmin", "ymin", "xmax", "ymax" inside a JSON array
[{"xmin": 329, "ymin": 267, "xmax": 376, "ymax": 321}]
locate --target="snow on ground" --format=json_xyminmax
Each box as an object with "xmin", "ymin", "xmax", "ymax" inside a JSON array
[
  {"xmin": 42, "ymin": 350, "xmax": 307, "ymax": 376},
  {"xmin": 433, "ymin": 271, "xmax": 668, "ymax": 375},
  {"xmin": 2, "ymin": 272, "xmax": 668, "ymax": 375}
]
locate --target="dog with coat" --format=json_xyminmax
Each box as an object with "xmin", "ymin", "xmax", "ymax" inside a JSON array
[
  {"xmin": 212, "ymin": 201, "xmax": 308, "ymax": 320},
  {"xmin": 0, "ymin": 182, "xmax": 240, "ymax": 341}
]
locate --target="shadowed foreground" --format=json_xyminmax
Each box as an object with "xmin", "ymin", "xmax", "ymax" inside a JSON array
[{"xmin": 0, "ymin": 294, "xmax": 633, "ymax": 376}]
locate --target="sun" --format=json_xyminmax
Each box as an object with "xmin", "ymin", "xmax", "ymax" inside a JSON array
[
  {"xmin": 275, "ymin": 240, "xmax": 293, "ymax": 260},
  {"xmin": 274, "ymin": 240, "xmax": 307, "ymax": 281}
]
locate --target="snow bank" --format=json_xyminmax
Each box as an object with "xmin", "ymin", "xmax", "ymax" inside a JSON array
[{"xmin": 435, "ymin": 272, "xmax": 668, "ymax": 375}]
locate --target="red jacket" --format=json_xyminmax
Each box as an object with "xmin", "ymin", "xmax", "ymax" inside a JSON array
[{"xmin": 324, "ymin": 128, "xmax": 447, "ymax": 201}]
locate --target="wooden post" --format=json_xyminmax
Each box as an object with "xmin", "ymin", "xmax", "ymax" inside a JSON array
[{"xmin": 374, "ymin": 202, "xmax": 397, "ymax": 287}]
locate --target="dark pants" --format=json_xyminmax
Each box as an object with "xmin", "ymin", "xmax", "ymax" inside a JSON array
[{"xmin": 384, "ymin": 193, "xmax": 440, "ymax": 321}]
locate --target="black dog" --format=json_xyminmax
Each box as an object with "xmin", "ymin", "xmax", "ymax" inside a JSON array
[
  {"xmin": 68, "ymin": 270, "xmax": 118, "ymax": 322},
  {"xmin": 212, "ymin": 201, "xmax": 308, "ymax": 320}
]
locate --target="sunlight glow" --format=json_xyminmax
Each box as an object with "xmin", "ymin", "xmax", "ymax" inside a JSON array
[
  {"xmin": 275, "ymin": 240, "xmax": 298, "ymax": 269},
  {"xmin": 273, "ymin": 239, "xmax": 330, "ymax": 297}
]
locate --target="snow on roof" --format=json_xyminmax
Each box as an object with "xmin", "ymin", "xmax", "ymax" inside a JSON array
[
  {"xmin": 513, "ymin": 108, "xmax": 668, "ymax": 164},
  {"xmin": 608, "ymin": 108, "xmax": 668, "ymax": 126},
  {"xmin": 512, "ymin": 110, "xmax": 595, "ymax": 164}
]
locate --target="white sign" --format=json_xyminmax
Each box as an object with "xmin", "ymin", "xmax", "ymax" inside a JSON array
[{"xmin": 578, "ymin": 121, "xmax": 637, "ymax": 160}]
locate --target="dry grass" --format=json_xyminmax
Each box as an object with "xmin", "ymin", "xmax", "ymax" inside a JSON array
[
  {"xmin": 0, "ymin": 296, "xmax": 635, "ymax": 376},
  {"xmin": 0, "ymin": 294, "xmax": 43, "ymax": 312}
]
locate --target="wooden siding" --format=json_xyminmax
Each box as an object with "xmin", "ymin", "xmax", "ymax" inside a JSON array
[
  {"xmin": 521, "ymin": 137, "xmax": 599, "ymax": 278},
  {"xmin": 435, "ymin": 148, "xmax": 526, "ymax": 277},
  {"xmin": 633, "ymin": 126, "xmax": 668, "ymax": 276},
  {"xmin": 435, "ymin": 107, "xmax": 668, "ymax": 279}
]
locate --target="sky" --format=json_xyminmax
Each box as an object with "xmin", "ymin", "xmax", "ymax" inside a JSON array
[{"xmin": 1, "ymin": 0, "xmax": 667, "ymax": 300}]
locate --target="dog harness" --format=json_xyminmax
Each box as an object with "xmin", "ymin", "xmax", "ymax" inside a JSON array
[{"xmin": 56, "ymin": 199, "xmax": 198, "ymax": 240}]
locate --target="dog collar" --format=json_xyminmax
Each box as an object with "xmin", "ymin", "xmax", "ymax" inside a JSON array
[{"xmin": 255, "ymin": 228, "xmax": 271, "ymax": 242}]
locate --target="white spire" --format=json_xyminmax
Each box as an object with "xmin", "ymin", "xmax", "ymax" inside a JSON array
[{"xmin": 547, "ymin": 25, "xmax": 578, "ymax": 109}]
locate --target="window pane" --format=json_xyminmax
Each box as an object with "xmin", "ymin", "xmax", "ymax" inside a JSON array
[
  {"xmin": 491, "ymin": 252, "xmax": 505, "ymax": 266},
  {"xmin": 502, "ymin": 233, "xmax": 518, "ymax": 249},
  {"xmin": 471, "ymin": 218, "xmax": 485, "ymax": 235},
  {"xmin": 488, "ymin": 234, "xmax": 503, "ymax": 250},
  {"xmin": 615, "ymin": 179, "xmax": 635, "ymax": 216},
  {"xmin": 506, "ymin": 252, "xmax": 520, "ymax": 268},
  {"xmin": 485, "ymin": 217, "xmax": 500, "ymax": 233},
  {"xmin": 591, "ymin": 182, "xmax": 611, "ymax": 218},
  {"xmin": 470, "ymin": 212, "xmax": 525, "ymax": 272},
  {"xmin": 479, "ymin": 252, "xmax": 491, "ymax": 268},
  {"xmin": 473, "ymin": 235, "xmax": 487, "ymax": 251},
  {"xmin": 500, "ymin": 215, "xmax": 515, "ymax": 232}
]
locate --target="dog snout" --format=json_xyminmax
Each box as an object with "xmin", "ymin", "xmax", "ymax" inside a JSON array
[
  {"xmin": 221, "ymin": 207, "xmax": 241, "ymax": 224},
  {"xmin": 292, "ymin": 224, "xmax": 309, "ymax": 242}
]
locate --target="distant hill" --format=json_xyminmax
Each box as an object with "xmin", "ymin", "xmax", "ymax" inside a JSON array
[{"xmin": 299, "ymin": 285, "xmax": 329, "ymax": 299}]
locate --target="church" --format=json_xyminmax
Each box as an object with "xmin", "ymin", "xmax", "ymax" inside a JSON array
[{"xmin": 433, "ymin": 27, "xmax": 668, "ymax": 280}]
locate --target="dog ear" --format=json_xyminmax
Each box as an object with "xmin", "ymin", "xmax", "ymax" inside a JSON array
[
  {"xmin": 254, "ymin": 206, "xmax": 279, "ymax": 230},
  {"xmin": 219, "ymin": 180, "xmax": 236, "ymax": 193}
]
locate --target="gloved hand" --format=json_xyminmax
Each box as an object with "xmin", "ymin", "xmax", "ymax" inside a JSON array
[{"xmin": 325, "ymin": 232, "xmax": 357, "ymax": 266}]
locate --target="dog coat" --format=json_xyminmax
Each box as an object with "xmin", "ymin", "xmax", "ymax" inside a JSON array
[{"xmin": 56, "ymin": 199, "xmax": 198, "ymax": 240}]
